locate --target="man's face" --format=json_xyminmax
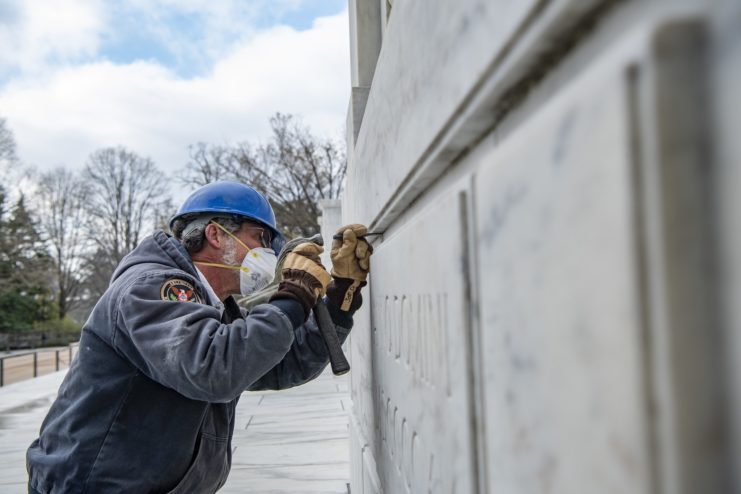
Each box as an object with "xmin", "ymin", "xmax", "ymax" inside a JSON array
[{"xmin": 218, "ymin": 221, "xmax": 271, "ymax": 294}]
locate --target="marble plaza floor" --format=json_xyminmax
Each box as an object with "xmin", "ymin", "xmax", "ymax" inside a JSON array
[{"xmin": 0, "ymin": 369, "xmax": 351, "ymax": 493}]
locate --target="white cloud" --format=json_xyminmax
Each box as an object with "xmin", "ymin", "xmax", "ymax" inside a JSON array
[
  {"xmin": 101, "ymin": 0, "xmax": 343, "ymax": 77},
  {"xmin": 0, "ymin": 0, "xmax": 105, "ymax": 75},
  {"xmin": 0, "ymin": 10, "xmax": 350, "ymax": 177}
]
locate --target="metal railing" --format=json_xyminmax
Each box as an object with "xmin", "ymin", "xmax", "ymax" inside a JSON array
[{"xmin": 0, "ymin": 342, "xmax": 79, "ymax": 387}]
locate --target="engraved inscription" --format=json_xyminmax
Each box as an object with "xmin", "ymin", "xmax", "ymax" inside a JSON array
[
  {"xmin": 375, "ymin": 386, "xmax": 439, "ymax": 493},
  {"xmin": 373, "ymin": 293, "xmax": 449, "ymax": 391}
]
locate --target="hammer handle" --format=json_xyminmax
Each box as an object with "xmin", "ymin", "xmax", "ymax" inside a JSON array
[{"xmin": 312, "ymin": 301, "xmax": 350, "ymax": 375}]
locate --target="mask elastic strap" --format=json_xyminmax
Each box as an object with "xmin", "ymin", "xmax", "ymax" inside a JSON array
[
  {"xmin": 210, "ymin": 220, "xmax": 253, "ymax": 253},
  {"xmin": 194, "ymin": 261, "xmax": 250, "ymax": 273}
]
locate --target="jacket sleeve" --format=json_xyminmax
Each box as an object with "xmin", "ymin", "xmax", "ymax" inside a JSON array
[
  {"xmin": 112, "ymin": 271, "xmax": 296, "ymax": 403},
  {"xmin": 246, "ymin": 304, "xmax": 352, "ymax": 391}
]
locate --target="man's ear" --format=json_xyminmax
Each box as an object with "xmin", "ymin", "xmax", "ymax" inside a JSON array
[{"xmin": 203, "ymin": 223, "xmax": 223, "ymax": 249}]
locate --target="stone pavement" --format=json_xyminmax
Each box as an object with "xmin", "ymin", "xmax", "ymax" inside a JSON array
[
  {"xmin": 0, "ymin": 368, "xmax": 350, "ymax": 493},
  {"xmin": 0, "ymin": 370, "xmax": 65, "ymax": 493}
]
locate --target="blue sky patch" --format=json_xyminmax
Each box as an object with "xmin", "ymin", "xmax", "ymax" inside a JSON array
[
  {"xmin": 96, "ymin": 1, "xmax": 346, "ymax": 79},
  {"xmin": 257, "ymin": 0, "xmax": 347, "ymax": 30}
]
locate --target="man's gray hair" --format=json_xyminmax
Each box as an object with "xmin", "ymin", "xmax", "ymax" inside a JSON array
[{"xmin": 171, "ymin": 215, "xmax": 242, "ymax": 254}]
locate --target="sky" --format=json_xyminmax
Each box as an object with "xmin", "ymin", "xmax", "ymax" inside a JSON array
[{"xmin": 0, "ymin": 0, "xmax": 350, "ymax": 178}]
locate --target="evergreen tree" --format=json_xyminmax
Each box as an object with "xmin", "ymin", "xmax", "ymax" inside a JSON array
[{"xmin": 0, "ymin": 192, "xmax": 56, "ymax": 334}]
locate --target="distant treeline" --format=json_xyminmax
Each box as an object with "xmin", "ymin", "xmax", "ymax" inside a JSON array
[{"xmin": 0, "ymin": 113, "xmax": 345, "ymax": 348}]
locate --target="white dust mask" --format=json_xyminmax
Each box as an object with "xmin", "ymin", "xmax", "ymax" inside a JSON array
[{"xmin": 238, "ymin": 247, "xmax": 277, "ymax": 295}]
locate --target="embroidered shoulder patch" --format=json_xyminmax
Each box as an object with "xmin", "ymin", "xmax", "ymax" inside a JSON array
[{"xmin": 160, "ymin": 279, "xmax": 203, "ymax": 303}]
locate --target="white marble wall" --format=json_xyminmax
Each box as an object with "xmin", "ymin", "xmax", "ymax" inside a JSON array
[
  {"xmin": 345, "ymin": 0, "xmax": 739, "ymax": 493},
  {"xmin": 710, "ymin": 4, "xmax": 741, "ymax": 491},
  {"xmin": 319, "ymin": 199, "xmax": 342, "ymax": 269}
]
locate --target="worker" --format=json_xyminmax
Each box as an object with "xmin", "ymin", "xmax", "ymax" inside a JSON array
[{"xmin": 26, "ymin": 181, "xmax": 372, "ymax": 493}]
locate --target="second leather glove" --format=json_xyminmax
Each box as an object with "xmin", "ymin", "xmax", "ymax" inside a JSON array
[{"xmin": 330, "ymin": 224, "xmax": 373, "ymax": 311}]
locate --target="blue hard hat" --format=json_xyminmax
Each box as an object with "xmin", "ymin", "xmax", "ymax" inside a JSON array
[{"xmin": 170, "ymin": 181, "xmax": 285, "ymax": 254}]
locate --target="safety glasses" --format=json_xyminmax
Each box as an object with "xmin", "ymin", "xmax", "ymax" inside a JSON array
[
  {"xmin": 242, "ymin": 225, "xmax": 273, "ymax": 249},
  {"xmin": 210, "ymin": 220, "xmax": 272, "ymax": 250}
]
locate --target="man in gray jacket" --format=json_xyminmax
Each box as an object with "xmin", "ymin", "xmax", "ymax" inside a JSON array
[{"xmin": 26, "ymin": 181, "xmax": 371, "ymax": 493}]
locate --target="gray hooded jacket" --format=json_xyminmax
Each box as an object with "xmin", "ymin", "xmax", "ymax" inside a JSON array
[{"xmin": 26, "ymin": 231, "xmax": 351, "ymax": 493}]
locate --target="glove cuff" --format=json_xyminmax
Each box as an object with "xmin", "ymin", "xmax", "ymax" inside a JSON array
[
  {"xmin": 284, "ymin": 252, "xmax": 331, "ymax": 293},
  {"xmin": 269, "ymin": 280, "xmax": 317, "ymax": 321},
  {"xmin": 327, "ymin": 277, "xmax": 367, "ymax": 313},
  {"xmin": 283, "ymin": 269, "xmax": 323, "ymax": 298}
]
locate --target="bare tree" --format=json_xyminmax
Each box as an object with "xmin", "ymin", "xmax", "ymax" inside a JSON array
[
  {"xmin": 0, "ymin": 117, "xmax": 25, "ymax": 189},
  {"xmin": 0, "ymin": 118, "xmax": 16, "ymax": 166},
  {"xmin": 83, "ymin": 146, "xmax": 171, "ymax": 267},
  {"xmin": 0, "ymin": 118, "xmax": 15, "ymax": 216},
  {"xmin": 181, "ymin": 142, "xmax": 236, "ymax": 186},
  {"xmin": 181, "ymin": 113, "xmax": 347, "ymax": 238},
  {"xmin": 35, "ymin": 168, "xmax": 91, "ymax": 320}
]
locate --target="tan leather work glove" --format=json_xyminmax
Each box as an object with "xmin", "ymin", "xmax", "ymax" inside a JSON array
[
  {"xmin": 273, "ymin": 242, "xmax": 332, "ymax": 319},
  {"xmin": 329, "ymin": 224, "xmax": 373, "ymax": 311},
  {"xmin": 283, "ymin": 242, "xmax": 332, "ymax": 297}
]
